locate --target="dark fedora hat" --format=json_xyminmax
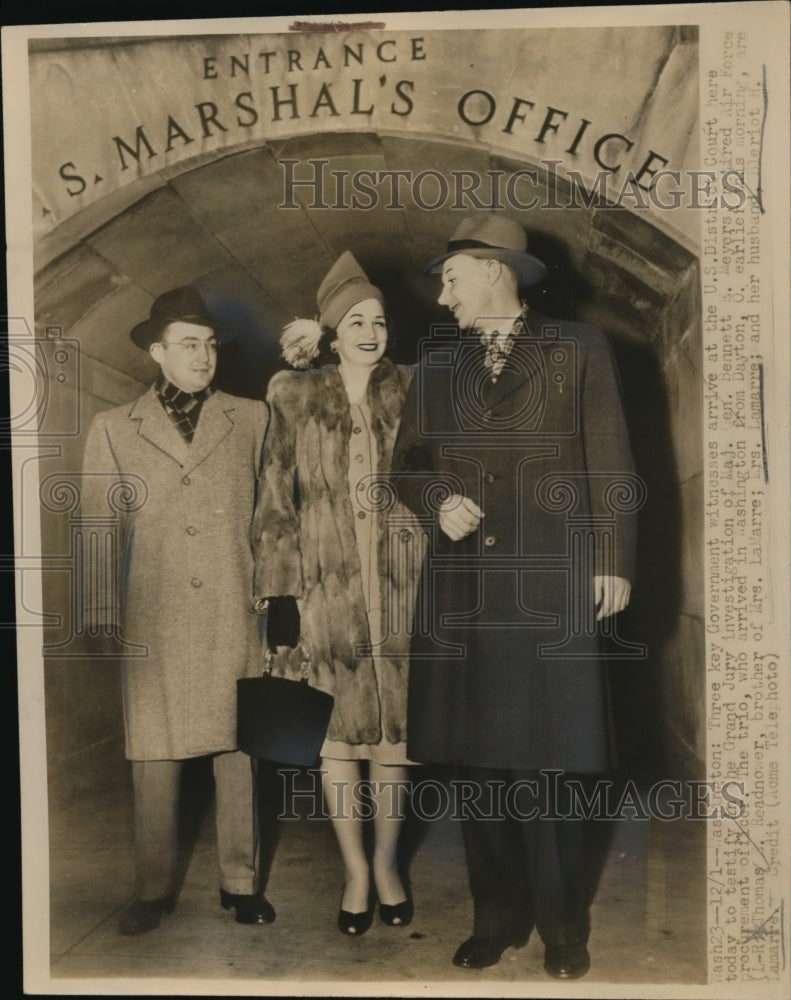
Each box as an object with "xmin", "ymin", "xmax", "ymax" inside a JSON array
[
  {"xmin": 425, "ymin": 213, "xmax": 546, "ymax": 287},
  {"xmin": 130, "ymin": 286, "xmax": 233, "ymax": 350}
]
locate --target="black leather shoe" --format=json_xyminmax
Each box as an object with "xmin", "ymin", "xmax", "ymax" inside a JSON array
[
  {"xmin": 220, "ymin": 889, "xmax": 276, "ymax": 924},
  {"xmin": 379, "ymin": 898, "xmax": 414, "ymax": 927},
  {"xmin": 118, "ymin": 895, "xmax": 175, "ymax": 936},
  {"xmin": 452, "ymin": 933, "xmax": 526, "ymax": 969},
  {"xmin": 544, "ymin": 943, "xmax": 591, "ymax": 979},
  {"xmin": 338, "ymin": 907, "xmax": 374, "ymax": 936}
]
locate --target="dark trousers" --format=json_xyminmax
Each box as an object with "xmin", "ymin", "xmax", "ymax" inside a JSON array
[{"xmin": 460, "ymin": 766, "xmax": 589, "ymax": 946}]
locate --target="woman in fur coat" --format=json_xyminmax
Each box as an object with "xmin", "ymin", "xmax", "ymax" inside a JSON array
[{"xmin": 252, "ymin": 252, "xmax": 422, "ymax": 935}]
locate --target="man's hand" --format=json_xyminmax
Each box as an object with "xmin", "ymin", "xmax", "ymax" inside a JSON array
[
  {"xmin": 438, "ymin": 494, "xmax": 484, "ymax": 540},
  {"xmin": 593, "ymin": 575, "xmax": 631, "ymax": 621}
]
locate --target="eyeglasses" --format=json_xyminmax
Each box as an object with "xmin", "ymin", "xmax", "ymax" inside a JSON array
[{"xmin": 158, "ymin": 339, "xmax": 219, "ymax": 354}]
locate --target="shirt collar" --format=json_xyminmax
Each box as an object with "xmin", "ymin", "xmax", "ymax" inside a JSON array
[{"xmin": 478, "ymin": 301, "xmax": 530, "ymax": 345}]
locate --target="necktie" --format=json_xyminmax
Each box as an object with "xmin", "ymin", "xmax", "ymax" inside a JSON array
[{"xmin": 480, "ymin": 329, "xmax": 514, "ymax": 381}]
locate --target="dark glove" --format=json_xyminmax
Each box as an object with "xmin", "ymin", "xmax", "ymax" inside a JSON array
[{"xmin": 266, "ymin": 596, "xmax": 300, "ymax": 651}]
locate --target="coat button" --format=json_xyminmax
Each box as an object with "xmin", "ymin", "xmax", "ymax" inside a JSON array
[
  {"xmin": 357, "ymin": 510, "xmax": 366, "ymax": 519},
  {"xmin": 191, "ymin": 577, "xmax": 202, "ymax": 587},
  {"xmin": 484, "ymin": 535, "xmax": 497, "ymax": 547},
  {"xmin": 354, "ymin": 453, "xmax": 364, "ymax": 463},
  {"xmin": 182, "ymin": 475, "xmax": 191, "ymax": 485},
  {"xmin": 399, "ymin": 528, "xmax": 412, "ymax": 542},
  {"xmin": 352, "ymin": 426, "xmax": 362, "ymax": 435},
  {"xmin": 186, "ymin": 525, "xmax": 197, "ymax": 536},
  {"xmin": 484, "ymin": 473, "xmax": 495, "ymax": 484}
]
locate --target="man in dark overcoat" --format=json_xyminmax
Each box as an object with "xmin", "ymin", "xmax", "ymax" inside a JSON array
[
  {"xmin": 80, "ymin": 287, "xmax": 276, "ymax": 934},
  {"xmin": 391, "ymin": 214, "xmax": 640, "ymax": 978}
]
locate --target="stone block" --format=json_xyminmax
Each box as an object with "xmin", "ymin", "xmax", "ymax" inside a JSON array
[
  {"xmin": 624, "ymin": 40, "xmax": 700, "ymax": 204},
  {"xmin": 659, "ymin": 612, "xmax": 706, "ymax": 761},
  {"xmin": 678, "ymin": 474, "xmax": 705, "ymax": 619},
  {"xmin": 511, "ymin": 26, "xmax": 681, "ymax": 142},
  {"xmin": 67, "ymin": 281, "xmax": 157, "ymax": 387},
  {"xmin": 35, "ymin": 245, "xmax": 127, "ymax": 336},
  {"xmin": 86, "ymin": 188, "xmax": 230, "ymax": 294},
  {"xmin": 35, "ymin": 174, "xmax": 165, "ymax": 274},
  {"xmin": 295, "ymin": 152, "xmax": 410, "ymax": 267},
  {"xmin": 170, "ymin": 145, "xmax": 293, "ymax": 234},
  {"xmin": 665, "ymin": 266, "xmax": 701, "ymax": 361},
  {"xmin": 665, "ymin": 332, "xmax": 704, "ymax": 485}
]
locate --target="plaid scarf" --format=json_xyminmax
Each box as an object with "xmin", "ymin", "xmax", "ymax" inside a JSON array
[
  {"xmin": 155, "ymin": 375, "xmax": 214, "ymax": 443},
  {"xmin": 479, "ymin": 301, "xmax": 530, "ymax": 382}
]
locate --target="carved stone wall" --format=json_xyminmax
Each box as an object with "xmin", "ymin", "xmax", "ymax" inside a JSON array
[{"xmin": 31, "ymin": 27, "xmax": 704, "ymax": 803}]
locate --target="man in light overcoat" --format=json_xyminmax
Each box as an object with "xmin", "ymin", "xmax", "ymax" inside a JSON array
[
  {"xmin": 391, "ymin": 214, "xmax": 640, "ymax": 979},
  {"xmin": 80, "ymin": 286, "xmax": 275, "ymax": 934}
]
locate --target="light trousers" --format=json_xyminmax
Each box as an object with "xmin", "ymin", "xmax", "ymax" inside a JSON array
[{"xmin": 132, "ymin": 750, "xmax": 259, "ymax": 900}]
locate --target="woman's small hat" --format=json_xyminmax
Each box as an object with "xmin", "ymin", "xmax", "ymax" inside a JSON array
[
  {"xmin": 317, "ymin": 250, "xmax": 384, "ymax": 329},
  {"xmin": 280, "ymin": 251, "xmax": 384, "ymax": 369},
  {"xmin": 425, "ymin": 213, "xmax": 546, "ymax": 287},
  {"xmin": 130, "ymin": 286, "xmax": 232, "ymax": 350}
]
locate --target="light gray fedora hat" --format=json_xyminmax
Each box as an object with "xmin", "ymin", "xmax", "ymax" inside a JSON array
[{"xmin": 425, "ymin": 213, "xmax": 546, "ymax": 287}]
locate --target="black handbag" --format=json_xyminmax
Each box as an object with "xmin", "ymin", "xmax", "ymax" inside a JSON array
[{"xmin": 237, "ymin": 646, "xmax": 334, "ymax": 766}]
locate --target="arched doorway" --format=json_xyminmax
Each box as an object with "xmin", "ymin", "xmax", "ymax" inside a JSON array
[{"xmin": 35, "ymin": 129, "xmax": 703, "ymax": 806}]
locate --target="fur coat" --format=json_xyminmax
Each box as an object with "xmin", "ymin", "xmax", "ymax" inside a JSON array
[{"xmin": 252, "ymin": 358, "xmax": 422, "ymax": 745}]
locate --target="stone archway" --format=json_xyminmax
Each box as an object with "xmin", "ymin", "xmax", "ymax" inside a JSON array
[{"xmin": 31, "ymin": 27, "xmax": 704, "ymax": 803}]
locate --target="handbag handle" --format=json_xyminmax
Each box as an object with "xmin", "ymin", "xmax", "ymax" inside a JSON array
[{"xmin": 264, "ymin": 642, "xmax": 312, "ymax": 683}]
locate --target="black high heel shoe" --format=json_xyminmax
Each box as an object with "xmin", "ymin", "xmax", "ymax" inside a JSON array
[
  {"xmin": 338, "ymin": 906, "xmax": 374, "ymax": 936},
  {"xmin": 379, "ymin": 898, "xmax": 414, "ymax": 927}
]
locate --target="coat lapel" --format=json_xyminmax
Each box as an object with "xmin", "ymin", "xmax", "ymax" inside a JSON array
[
  {"xmin": 128, "ymin": 387, "xmax": 237, "ymax": 471},
  {"xmin": 128, "ymin": 386, "xmax": 189, "ymax": 467},
  {"xmin": 308, "ymin": 360, "xmax": 412, "ymax": 503},
  {"xmin": 480, "ymin": 310, "xmax": 557, "ymax": 416},
  {"xmin": 312, "ymin": 368, "xmax": 352, "ymax": 505},
  {"xmin": 184, "ymin": 392, "xmax": 235, "ymax": 474},
  {"xmin": 367, "ymin": 358, "xmax": 411, "ymax": 472},
  {"xmin": 318, "ymin": 359, "xmax": 412, "ymax": 475}
]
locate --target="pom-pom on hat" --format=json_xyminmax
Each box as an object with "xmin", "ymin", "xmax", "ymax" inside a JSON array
[
  {"xmin": 280, "ymin": 251, "xmax": 385, "ymax": 370},
  {"xmin": 425, "ymin": 213, "xmax": 546, "ymax": 288},
  {"xmin": 280, "ymin": 318, "xmax": 324, "ymax": 371}
]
